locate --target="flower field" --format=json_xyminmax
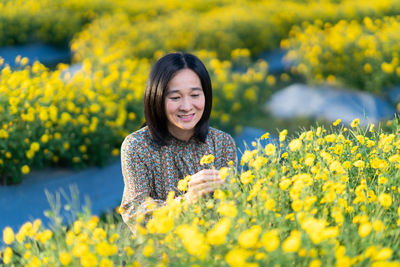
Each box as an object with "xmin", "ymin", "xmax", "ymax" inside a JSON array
[
  {"xmin": 2, "ymin": 0, "xmax": 400, "ymax": 265},
  {"xmin": 71, "ymin": 0, "xmax": 400, "ymax": 61},
  {"xmin": 2, "ymin": 0, "xmax": 400, "ymax": 182},
  {"xmin": 283, "ymin": 15, "xmax": 400, "ymax": 93},
  {"xmin": 2, "ymin": 119, "xmax": 400, "ymax": 266}
]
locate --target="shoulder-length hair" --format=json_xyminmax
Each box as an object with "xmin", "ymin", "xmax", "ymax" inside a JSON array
[{"xmin": 144, "ymin": 52, "xmax": 212, "ymax": 146}]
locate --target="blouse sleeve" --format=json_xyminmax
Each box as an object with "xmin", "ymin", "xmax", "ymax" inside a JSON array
[
  {"xmin": 120, "ymin": 135, "xmax": 165, "ymax": 233},
  {"xmin": 222, "ymin": 133, "xmax": 238, "ymax": 168}
]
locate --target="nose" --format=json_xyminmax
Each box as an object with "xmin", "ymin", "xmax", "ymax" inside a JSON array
[{"xmin": 179, "ymin": 97, "xmax": 192, "ymax": 111}]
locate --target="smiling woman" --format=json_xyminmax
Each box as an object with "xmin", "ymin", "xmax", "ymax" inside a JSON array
[
  {"xmin": 164, "ymin": 68, "xmax": 206, "ymax": 142},
  {"xmin": 120, "ymin": 52, "xmax": 237, "ymax": 233}
]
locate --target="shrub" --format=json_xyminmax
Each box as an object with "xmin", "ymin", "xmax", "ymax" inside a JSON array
[
  {"xmin": 71, "ymin": 0, "xmax": 400, "ymax": 61},
  {"xmin": 2, "ymin": 118, "xmax": 400, "ymax": 265},
  {"xmin": 283, "ymin": 16, "xmax": 400, "ymax": 93}
]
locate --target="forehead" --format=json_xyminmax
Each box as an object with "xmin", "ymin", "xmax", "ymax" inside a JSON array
[{"xmin": 167, "ymin": 69, "xmax": 202, "ymax": 92}]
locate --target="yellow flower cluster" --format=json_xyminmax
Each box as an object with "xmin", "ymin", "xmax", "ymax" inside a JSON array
[
  {"xmin": 3, "ymin": 118, "xmax": 400, "ymax": 266},
  {"xmin": 0, "ymin": 58, "xmax": 148, "ymax": 183},
  {"xmin": 284, "ymin": 15, "xmax": 400, "ymax": 94},
  {"xmin": 71, "ymin": 0, "xmax": 400, "ymax": 61}
]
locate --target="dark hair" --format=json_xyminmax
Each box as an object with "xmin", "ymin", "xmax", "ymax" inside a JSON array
[{"xmin": 144, "ymin": 52, "xmax": 212, "ymax": 146}]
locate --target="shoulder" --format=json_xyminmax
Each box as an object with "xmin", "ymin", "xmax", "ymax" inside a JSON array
[
  {"xmin": 207, "ymin": 127, "xmax": 236, "ymax": 145},
  {"xmin": 122, "ymin": 126, "xmax": 155, "ymax": 154}
]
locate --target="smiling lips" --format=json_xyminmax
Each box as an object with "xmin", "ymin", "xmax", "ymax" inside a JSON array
[{"xmin": 178, "ymin": 113, "xmax": 195, "ymax": 122}]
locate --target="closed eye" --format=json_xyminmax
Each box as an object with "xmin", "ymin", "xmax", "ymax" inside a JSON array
[{"xmin": 191, "ymin": 94, "xmax": 200, "ymax": 97}]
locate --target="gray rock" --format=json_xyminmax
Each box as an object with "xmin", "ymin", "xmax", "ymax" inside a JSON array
[{"xmin": 265, "ymin": 83, "xmax": 396, "ymax": 125}]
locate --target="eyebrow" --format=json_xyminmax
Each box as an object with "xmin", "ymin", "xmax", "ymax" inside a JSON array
[{"xmin": 166, "ymin": 87, "xmax": 202, "ymax": 95}]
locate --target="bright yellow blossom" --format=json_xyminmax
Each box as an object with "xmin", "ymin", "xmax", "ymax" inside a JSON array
[{"xmin": 3, "ymin": 227, "xmax": 14, "ymax": 245}]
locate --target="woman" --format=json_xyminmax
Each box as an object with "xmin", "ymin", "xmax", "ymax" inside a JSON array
[{"xmin": 120, "ymin": 52, "xmax": 237, "ymax": 233}]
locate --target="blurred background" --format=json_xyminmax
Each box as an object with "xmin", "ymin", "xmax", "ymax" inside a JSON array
[{"xmin": 1, "ymin": 0, "xmax": 400, "ymax": 234}]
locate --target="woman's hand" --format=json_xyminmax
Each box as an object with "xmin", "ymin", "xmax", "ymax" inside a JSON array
[{"xmin": 184, "ymin": 169, "xmax": 224, "ymax": 203}]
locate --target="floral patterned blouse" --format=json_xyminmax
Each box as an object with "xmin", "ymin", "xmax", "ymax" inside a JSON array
[{"xmin": 120, "ymin": 126, "xmax": 237, "ymax": 233}]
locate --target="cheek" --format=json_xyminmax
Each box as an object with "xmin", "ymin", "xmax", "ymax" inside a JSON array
[
  {"xmin": 165, "ymin": 101, "xmax": 176, "ymax": 117},
  {"xmin": 195, "ymin": 96, "xmax": 206, "ymax": 110}
]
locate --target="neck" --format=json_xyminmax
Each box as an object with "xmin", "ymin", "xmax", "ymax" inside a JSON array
[{"xmin": 167, "ymin": 126, "xmax": 194, "ymax": 142}]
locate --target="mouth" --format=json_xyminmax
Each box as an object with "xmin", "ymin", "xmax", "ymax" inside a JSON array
[{"xmin": 177, "ymin": 114, "xmax": 195, "ymax": 121}]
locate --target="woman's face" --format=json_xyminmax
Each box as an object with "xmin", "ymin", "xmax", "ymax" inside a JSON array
[{"xmin": 164, "ymin": 68, "xmax": 205, "ymax": 141}]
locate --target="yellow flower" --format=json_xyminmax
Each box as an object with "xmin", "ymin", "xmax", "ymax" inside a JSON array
[
  {"xmin": 324, "ymin": 134, "xmax": 336, "ymax": 142},
  {"xmin": 251, "ymin": 156, "xmax": 267, "ymax": 170},
  {"xmin": 264, "ymin": 143, "xmax": 276, "ymax": 156},
  {"xmin": 282, "ymin": 230, "xmax": 301, "ymax": 252},
  {"xmin": 206, "ymin": 218, "xmax": 231, "ymax": 245},
  {"xmin": 378, "ymin": 176, "xmax": 388, "ymax": 185},
  {"xmin": 142, "ymin": 243, "xmax": 154, "ymax": 257},
  {"xmin": 240, "ymin": 170, "xmax": 254, "ymax": 184},
  {"xmin": 316, "ymin": 127, "xmax": 322, "ymax": 136},
  {"xmin": 261, "ymin": 230, "xmax": 280, "ymax": 252},
  {"xmin": 358, "ymin": 222, "xmax": 372, "ymax": 237},
  {"xmin": 351, "ymin": 118, "xmax": 360, "ymax": 128},
  {"xmin": 381, "ymin": 62, "xmax": 394, "ymax": 74},
  {"xmin": 264, "ymin": 198, "xmax": 276, "ymax": 210},
  {"xmin": 378, "ymin": 193, "xmax": 392, "ymax": 208},
  {"xmin": 21, "ymin": 165, "xmax": 30, "ymax": 175},
  {"xmin": 100, "ymin": 258, "xmax": 113, "ymax": 267},
  {"xmin": 371, "ymin": 157, "xmax": 388, "ymax": 169},
  {"xmin": 289, "ymin": 139, "xmax": 302, "ymax": 151},
  {"xmin": 89, "ymin": 103, "xmax": 101, "ymax": 113},
  {"xmin": 3, "ymin": 247, "xmax": 13, "ymax": 264},
  {"xmin": 177, "ymin": 175, "xmax": 191, "ymax": 191},
  {"xmin": 372, "ymin": 220, "xmax": 384, "ymax": 232},
  {"xmin": 219, "ymin": 167, "xmax": 229, "ymax": 180},
  {"xmin": 176, "ymin": 225, "xmax": 209, "ymax": 259},
  {"xmin": 374, "ymin": 248, "xmax": 392, "ymax": 261},
  {"xmin": 304, "ymin": 154, "xmax": 315, "ymax": 166},
  {"xmin": 291, "ymin": 199, "xmax": 303, "ymax": 212},
  {"xmin": 3, "ymin": 227, "xmax": 14, "ymax": 245},
  {"xmin": 200, "ymin": 154, "xmax": 215, "ymax": 165},
  {"xmin": 218, "ymin": 201, "xmax": 237, "ymax": 218},
  {"xmin": 225, "ymin": 248, "xmax": 251, "ymax": 267},
  {"xmin": 96, "ymin": 241, "xmax": 118, "ymax": 257},
  {"xmin": 238, "ymin": 225, "xmax": 261, "ymax": 249},
  {"xmin": 80, "ymin": 252, "xmax": 98, "ymax": 267},
  {"xmin": 389, "ymin": 154, "xmax": 400, "ymax": 163},
  {"xmin": 111, "ymin": 148, "xmax": 119, "ymax": 156},
  {"xmin": 329, "ymin": 161, "xmax": 346, "ymax": 174},
  {"xmin": 279, "ymin": 129, "xmax": 288, "ymax": 142},
  {"xmin": 279, "ymin": 178, "xmax": 292, "ymax": 191},
  {"xmin": 30, "ymin": 142, "xmax": 40, "ymax": 152},
  {"xmin": 356, "ymin": 135, "xmax": 365, "ymax": 145},
  {"xmin": 353, "ymin": 160, "xmax": 365, "ymax": 168},
  {"xmin": 73, "ymin": 242, "xmax": 89, "ymax": 257},
  {"xmin": 333, "ymin": 119, "xmax": 341, "ymax": 126},
  {"xmin": 369, "ymin": 124, "xmax": 375, "ymax": 132},
  {"xmin": 309, "ymin": 259, "xmax": 321, "ymax": 267},
  {"xmin": 364, "ymin": 63, "xmax": 372, "ymax": 73},
  {"xmin": 260, "ymin": 132, "xmax": 270, "ymax": 140},
  {"xmin": 59, "ymin": 252, "xmax": 72, "ymax": 266}
]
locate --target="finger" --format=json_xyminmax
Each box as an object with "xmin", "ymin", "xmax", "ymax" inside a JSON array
[
  {"xmin": 190, "ymin": 180, "xmax": 222, "ymax": 194},
  {"xmin": 189, "ymin": 174, "xmax": 221, "ymax": 187},
  {"xmin": 195, "ymin": 169, "xmax": 220, "ymax": 177}
]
